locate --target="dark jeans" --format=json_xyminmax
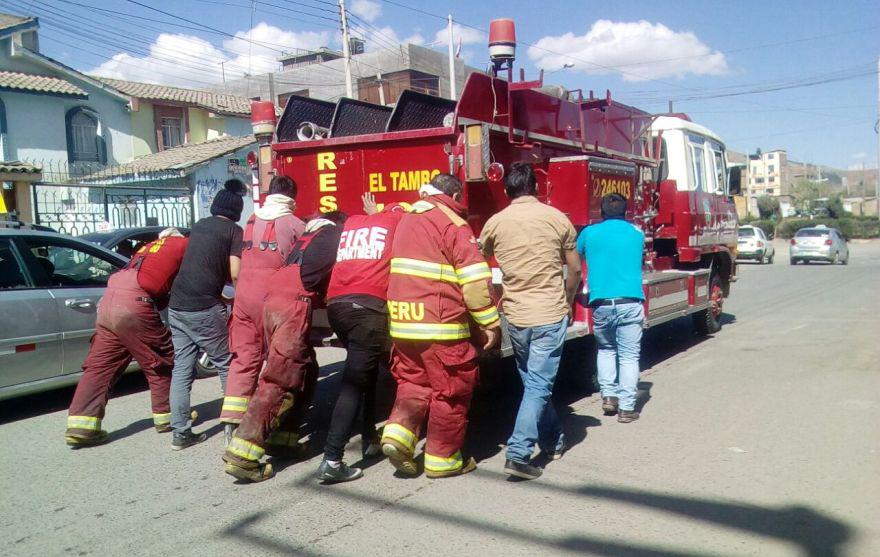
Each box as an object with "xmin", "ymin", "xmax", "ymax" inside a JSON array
[{"xmin": 323, "ymin": 302, "xmax": 390, "ymax": 461}]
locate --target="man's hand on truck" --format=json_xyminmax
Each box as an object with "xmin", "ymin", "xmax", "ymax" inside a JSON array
[{"xmin": 361, "ymin": 192, "xmax": 379, "ymax": 215}]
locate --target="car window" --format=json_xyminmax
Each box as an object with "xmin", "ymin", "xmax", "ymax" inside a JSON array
[
  {"xmin": 0, "ymin": 239, "xmax": 31, "ymax": 290},
  {"xmin": 795, "ymin": 229, "xmax": 829, "ymax": 238},
  {"xmin": 22, "ymin": 238, "xmax": 121, "ymax": 287},
  {"xmin": 737, "ymin": 228, "xmax": 756, "ymax": 238}
]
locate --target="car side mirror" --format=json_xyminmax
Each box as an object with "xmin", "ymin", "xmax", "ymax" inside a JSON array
[{"xmin": 727, "ymin": 167, "xmax": 741, "ymax": 196}]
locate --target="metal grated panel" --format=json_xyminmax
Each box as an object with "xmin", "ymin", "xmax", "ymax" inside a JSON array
[
  {"xmin": 276, "ymin": 96, "xmax": 336, "ymax": 142},
  {"xmin": 329, "ymin": 98, "xmax": 392, "ymax": 137},
  {"xmin": 386, "ymin": 89, "xmax": 457, "ymax": 132}
]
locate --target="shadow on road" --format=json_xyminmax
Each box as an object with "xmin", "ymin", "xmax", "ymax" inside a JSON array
[{"xmin": 220, "ymin": 476, "xmax": 852, "ymax": 557}]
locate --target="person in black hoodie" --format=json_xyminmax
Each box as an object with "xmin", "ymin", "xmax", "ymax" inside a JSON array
[{"xmin": 168, "ymin": 180, "xmax": 244, "ymax": 450}]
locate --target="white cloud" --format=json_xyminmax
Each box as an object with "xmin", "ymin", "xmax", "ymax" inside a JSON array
[
  {"xmin": 851, "ymin": 152, "xmax": 866, "ymax": 159},
  {"xmin": 527, "ymin": 20, "xmax": 727, "ymax": 82},
  {"xmin": 350, "ymin": 0, "xmax": 382, "ymax": 23},
  {"xmin": 433, "ymin": 23, "xmax": 485, "ymax": 47},
  {"xmin": 88, "ymin": 23, "xmax": 330, "ymax": 87}
]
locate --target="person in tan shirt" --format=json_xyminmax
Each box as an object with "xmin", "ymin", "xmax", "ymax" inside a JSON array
[{"xmin": 480, "ymin": 162, "xmax": 582, "ymax": 480}]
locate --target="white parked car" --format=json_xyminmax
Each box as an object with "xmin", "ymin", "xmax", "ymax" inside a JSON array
[
  {"xmin": 737, "ymin": 225, "xmax": 775, "ymax": 264},
  {"xmin": 789, "ymin": 225, "xmax": 849, "ymax": 265}
]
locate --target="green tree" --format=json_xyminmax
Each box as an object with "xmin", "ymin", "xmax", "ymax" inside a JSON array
[
  {"xmin": 825, "ymin": 194, "xmax": 846, "ymax": 218},
  {"xmin": 756, "ymin": 195, "xmax": 780, "ymax": 219},
  {"xmin": 790, "ymin": 179, "xmax": 831, "ymax": 211}
]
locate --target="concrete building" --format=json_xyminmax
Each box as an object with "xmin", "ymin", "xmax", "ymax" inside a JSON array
[
  {"xmin": 94, "ymin": 78, "xmax": 252, "ymax": 157},
  {"xmin": 216, "ymin": 43, "xmax": 482, "ymax": 107}
]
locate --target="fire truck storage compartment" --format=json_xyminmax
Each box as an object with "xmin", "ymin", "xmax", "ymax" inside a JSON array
[
  {"xmin": 329, "ymin": 98, "xmax": 392, "ymax": 137},
  {"xmin": 276, "ymin": 96, "xmax": 336, "ymax": 142},
  {"xmin": 642, "ymin": 268, "xmax": 710, "ymax": 327},
  {"xmin": 385, "ymin": 90, "xmax": 457, "ymax": 132},
  {"xmin": 547, "ymin": 155, "xmax": 637, "ymax": 226}
]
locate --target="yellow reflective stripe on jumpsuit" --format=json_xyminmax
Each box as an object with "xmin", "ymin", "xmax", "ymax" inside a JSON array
[
  {"xmin": 152, "ymin": 412, "xmax": 171, "ymax": 426},
  {"xmin": 382, "ymin": 423, "xmax": 417, "ymax": 453},
  {"xmin": 222, "ymin": 396, "xmax": 249, "ymax": 414},
  {"xmin": 389, "ymin": 321, "xmax": 470, "ymax": 341},
  {"xmin": 390, "ymin": 258, "xmax": 458, "ymax": 283},
  {"xmin": 469, "ymin": 305, "xmax": 500, "ymax": 326},
  {"xmin": 424, "ymin": 451, "xmax": 463, "ymax": 472},
  {"xmin": 227, "ymin": 436, "xmax": 265, "ymax": 461},
  {"xmin": 67, "ymin": 415, "xmax": 101, "ymax": 430},
  {"xmin": 455, "ymin": 262, "xmax": 492, "ymax": 284}
]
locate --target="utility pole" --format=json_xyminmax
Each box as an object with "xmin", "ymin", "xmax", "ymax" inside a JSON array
[
  {"xmin": 876, "ymin": 55, "xmax": 879, "ymax": 221},
  {"xmin": 376, "ymin": 72, "xmax": 385, "ymax": 105},
  {"xmin": 447, "ymin": 15, "xmax": 456, "ymax": 100},
  {"xmin": 339, "ymin": 0, "xmax": 354, "ymax": 99},
  {"xmin": 219, "ymin": 61, "xmax": 226, "ymax": 92}
]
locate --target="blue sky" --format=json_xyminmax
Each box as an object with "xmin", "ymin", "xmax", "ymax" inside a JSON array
[{"xmin": 7, "ymin": 0, "xmax": 878, "ymax": 169}]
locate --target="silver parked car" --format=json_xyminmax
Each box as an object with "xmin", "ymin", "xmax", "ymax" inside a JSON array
[
  {"xmin": 0, "ymin": 226, "xmax": 128, "ymax": 400},
  {"xmin": 737, "ymin": 225, "xmax": 775, "ymax": 264},
  {"xmin": 789, "ymin": 225, "xmax": 849, "ymax": 265}
]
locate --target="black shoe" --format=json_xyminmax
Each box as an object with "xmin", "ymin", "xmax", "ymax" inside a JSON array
[
  {"xmin": 618, "ymin": 410, "xmax": 640, "ymax": 423},
  {"xmin": 504, "ymin": 459, "xmax": 543, "ymax": 480},
  {"xmin": 602, "ymin": 396, "xmax": 619, "ymax": 415},
  {"xmin": 172, "ymin": 430, "xmax": 207, "ymax": 450},
  {"xmin": 317, "ymin": 460, "xmax": 363, "ymax": 483}
]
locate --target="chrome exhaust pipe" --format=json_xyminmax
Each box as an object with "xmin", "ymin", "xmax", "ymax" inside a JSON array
[{"xmin": 296, "ymin": 122, "xmax": 330, "ymax": 141}]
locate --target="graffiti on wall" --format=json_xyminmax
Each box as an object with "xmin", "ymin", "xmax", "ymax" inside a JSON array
[{"xmin": 196, "ymin": 177, "xmax": 222, "ymax": 219}]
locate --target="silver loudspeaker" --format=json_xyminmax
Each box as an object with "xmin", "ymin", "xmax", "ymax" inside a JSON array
[{"xmin": 296, "ymin": 122, "xmax": 330, "ymax": 141}]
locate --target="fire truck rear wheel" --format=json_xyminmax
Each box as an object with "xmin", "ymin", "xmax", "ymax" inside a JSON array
[{"xmin": 693, "ymin": 274, "xmax": 723, "ymax": 336}]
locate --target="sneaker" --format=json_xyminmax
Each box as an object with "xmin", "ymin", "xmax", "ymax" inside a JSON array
[
  {"xmin": 172, "ymin": 430, "xmax": 207, "ymax": 451},
  {"xmin": 504, "ymin": 459, "xmax": 543, "ymax": 480},
  {"xmin": 617, "ymin": 410, "xmax": 640, "ymax": 423},
  {"xmin": 224, "ymin": 459, "xmax": 275, "ymax": 483},
  {"xmin": 223, "ymin": 424, "xmax": 236, "ymax": 448},
  {"xmin": 317, "ymin": 460, "xmax": 364, "ymax": 483},
  {"xmin": 66, "ymin": 430, "xmax": 109, "ymax": 448},
  {"xmin": 425, "ymin": 456, "xmax": 477, "ymax": 479},
  {"xmin": 602, "ymin": 396, "xmax": 619, "ymax": 415},
  {"xmin": 381, "ymin": 442, "xmax": 418, "ymax": 476},
  {"xmin": 544, "ymin": 440, "xmax": 566, "ymax": 461}
]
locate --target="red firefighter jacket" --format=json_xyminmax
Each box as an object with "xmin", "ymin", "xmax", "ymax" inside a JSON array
[
  {"xmin": 326, "ymin": 208, "xmax": 404, "ymax": 302},
  {"xmin": 387, "ymin": 194, "xmax": 500, "ymax": 341},
  {"xmin": 126, "ymin": 236, "xmax": 188, "ymax": 300}
]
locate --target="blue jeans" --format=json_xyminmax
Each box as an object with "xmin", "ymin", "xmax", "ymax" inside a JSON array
[
  {"xmin": 169, "ymin": 304, "xmax": 231, "ymax": 433},
  {"xmin": 592, "ymin": 302, "xmax": 644, "ymax": 411},
  {"xmin": 506, "ymin": 316, "xmax": 568, "ymax": 464}
]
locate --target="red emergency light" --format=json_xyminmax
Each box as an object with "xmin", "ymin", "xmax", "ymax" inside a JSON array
[{"xmin": 251, "ymin": 101, "xmax": 276, "ymax": 138}]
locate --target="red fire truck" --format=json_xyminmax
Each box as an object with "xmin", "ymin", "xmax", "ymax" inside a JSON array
[{"xmin": 249, "ymin": 19, "xmax": 740, "ymax": 355}]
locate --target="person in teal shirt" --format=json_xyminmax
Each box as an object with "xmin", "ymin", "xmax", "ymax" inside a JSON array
[{"xmin": 575, "ymin": 193, "xmax": 645, "ymax": 423}]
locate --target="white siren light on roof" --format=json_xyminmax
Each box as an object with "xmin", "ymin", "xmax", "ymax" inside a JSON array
[{"xmin": 488, "ymin": 19, "xmax": 516, "ymax": 65}]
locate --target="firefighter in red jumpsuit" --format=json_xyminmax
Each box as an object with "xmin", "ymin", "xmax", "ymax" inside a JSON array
[
  {"xmin": 381, "ymin": 175, "xmax": 501, "ymax": 478},
  {"xmin": 223, "ymin": 213, "xmax": 346, "ymax": 482},
  {"xmin": 66, "ymin": 228, "xmax": 188, "ymax": 447},
  {"xmin": 221, "ymin": 176, "xmax": 304, "ymax": 444}
]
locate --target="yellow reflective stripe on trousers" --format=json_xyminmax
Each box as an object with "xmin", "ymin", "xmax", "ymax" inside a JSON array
[
  {"xmin": 67, "ymin": 415, "xmax": 101, "ymax": 430},
  {"xmin": 469, "ymin": 305, "xmax": 500, "ymax": 326},
  {"xmin": 222, "ymin": 396, "xmax": 249, "ymax": 413},
  {"xmin": 266, "ymin": 430, "xmax": 299, "ymax": 447},
  {"xmin": 382, "ymin": 423, "xmax": 417, "ymax": 452},
  {"xmin": 227, "ymin": 436, "xmax": 265, "ymax": 462},
  {"xmin": 152, "ymin": 412, "xmax": 171, "ymax": 425},
  {"xmin": 455, "ymin": 262, "xmax": 492, "ymax": 284},
  {"xmin": 390, "ymin": 258, "xmax": 458, "ymax": 283},
  {"xmin": 389, "ymin": 321, "xmax": 470, "ymax": 341},
  {"xmin": 424, "ymin": 451, "xmax": 463, "ymax": 472}
]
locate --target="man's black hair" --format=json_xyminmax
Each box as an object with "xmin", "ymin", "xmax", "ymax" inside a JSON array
[
  {"xmin": 505, "ymin": 162, "xmax": 538, "ymax": 199},
  {"xmin": 318, "ymin": 210, "xmax": 347, "ymax": 226},
  {"xmin": 600, "ymin": 193, "xmax": 628, "ymax": 220},
  {"xmin": 224, "ymin": 178, "xmax": 247, "ymax": 196},
  {"xmin": 268, "ymin": 175, "xmax": 297, "ymax": 198},
  {"xmin": 430, "ymin": 173, "xmax": 463, "ymax": 197}
]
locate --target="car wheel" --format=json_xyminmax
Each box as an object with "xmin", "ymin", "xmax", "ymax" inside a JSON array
[
  {"xmin": 693, "ymin": 273, "xmax": 723, "ymax": 335},
  {"xmin": 768, "ymin": 252, "xmax": 774, "ymax": 264},
  {"xmin": 842, "ymin": 254, "xmax": 849, "ymax": 265},
  {"xmin": 790, "ymin": 258, "xmax": 797, "ymax": 265},
  {"xmin": 195, "ymin": 350, "xmax": 218, "ymax": 378},
  {"xmin": 830, "ymin": 252, "xmax": 838, "ymax": 265}
]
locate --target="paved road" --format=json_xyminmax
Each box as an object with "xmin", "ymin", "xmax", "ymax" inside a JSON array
[{"xmin": 2, "ymin": 240, "xmax": 878, "ymax": 557}]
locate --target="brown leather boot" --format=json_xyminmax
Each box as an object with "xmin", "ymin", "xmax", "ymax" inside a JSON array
[
  {"xmin": 381, "ymin": 439, "xmax": 418, "ymax": 476},
  {"xmin": 617, "ymin": 410, "xmax": 640, "ymax": 423},
  {"xmin": 66, "ymin": 429, "xmax": 109, "ymax": 448},
  {"xmin": 223, "ymin": 453, "xmax": 275, "ymax": 482},
  {"xmin": 602, "ymin": 396, "xmax": 619, "ymax": 415}
]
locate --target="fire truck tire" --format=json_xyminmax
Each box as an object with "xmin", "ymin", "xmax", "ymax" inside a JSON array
[{"xmin": 693, "ymin": 274, "xmax": 723, "ymax": 336}]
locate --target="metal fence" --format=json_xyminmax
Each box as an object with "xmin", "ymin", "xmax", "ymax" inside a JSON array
[{"xmin": 19, "ymin": 159, "xmax": 194, "ymax": 236}]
